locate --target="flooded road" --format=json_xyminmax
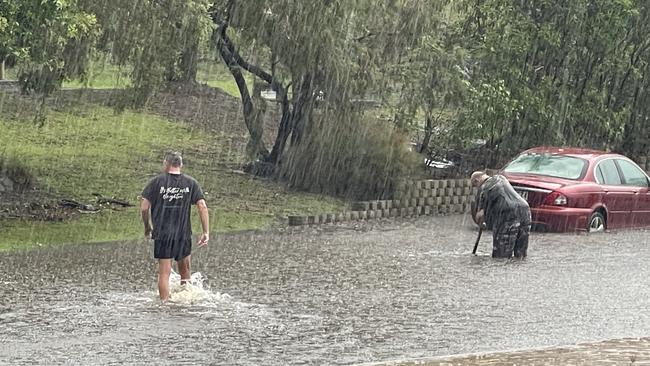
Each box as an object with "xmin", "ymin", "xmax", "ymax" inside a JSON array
[{"xmin": 2, "ymin": 215, "xmax": 650, "ymax": 365}]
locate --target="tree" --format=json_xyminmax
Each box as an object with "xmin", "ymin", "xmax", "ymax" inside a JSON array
[
  {"xmin": 76, "ymin": 0, "xmax": 213, "ymax": 105},
  {"xmin": 1, "ymin": 0, "xmax": 98, "ymax": 96},
  {"xmin": 0, "ymin": 0, "xmax": 18, "ymax": 80},
  {"xmin": 449, "ymin": 0, "xmax": 650, "ymax": 163},
  {"xmin": 385, "ymin": 7, "xmax": 469, "ymax": 155},
  {"xmin": 211, "ymin": 0, "xmax": 450, "ymax": 165}
]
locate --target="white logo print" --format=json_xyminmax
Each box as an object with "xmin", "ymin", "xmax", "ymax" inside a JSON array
[{"xmin": 160, "ymin": 186, "xmax": 190, "ymax": 202}]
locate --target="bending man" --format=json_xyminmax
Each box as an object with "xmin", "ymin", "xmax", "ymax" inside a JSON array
[{"xmin": 471, "ymin": 171, "xmax": 531, "ymax": 258}]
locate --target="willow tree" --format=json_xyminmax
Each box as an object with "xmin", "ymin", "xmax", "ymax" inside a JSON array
[
  {"xmin": 383, "ymin": 4, "xmax": 469, "ymax": 155},
  {"xmin": 0, "ymin": 0, "xmax": 98, "ymax": 96},
  {"xmin": 0, "ymin": 0, "xmax": 18, "ymax": 79},
  {"xmin": 78, "ymin": 0, "xmax": 213, "ymax": 105},
  {"xmin": 210, "ymin": 0, "xmax": 450, "ymax": 164}
]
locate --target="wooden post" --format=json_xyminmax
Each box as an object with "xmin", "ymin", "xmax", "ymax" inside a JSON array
[{"xmin": 0, "ymin": 60, "xmax": 5, "ymax": 80}]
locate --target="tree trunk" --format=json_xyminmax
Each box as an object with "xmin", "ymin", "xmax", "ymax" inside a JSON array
[
  {"xmin": 212, "ymin": 3, "xmax": 317, "ymax": 166},
  {"xmin": 247, "ymin": 82, "xmax": 268, "ymax": 160},
  {"xmin": 268, "ymin": 93, "xmax": 293, "ymax": 164},
  {"xmin": 419, "ymin": 116, "xmax": 434, "ymax": 154},
  {"xmin": 179, "ymin": 53, "xmax": 198, "ymax": 83},
  {"xmin": 289, "ymin": 74, "xmax": 315, "ymax": 146},
  {"xmin": 0, "ymin": 59, "xmax": 5, "ymax": 80},
  {"xmin": 178, "ymin": 35, "xmax": 199, "ymax": 83},
  {"xmin": 213, "ymin": 19, "xmax": 296, "ymax": 165},
  {"xmin": 216, "ymin": 31, "xmax": 268, "ymax": 160}
]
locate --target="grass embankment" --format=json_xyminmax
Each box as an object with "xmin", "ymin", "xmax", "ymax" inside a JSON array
[
  {"xmin": 4, "ymin": 61, "xmax": 248, "ymax": 97},
  {"xmin": 0, "ymin": 96, "xmax": 346, "ymax": 251},
  {"xmin": 61, "ymin": 61, "xmax": 248, "ymax": 97}
]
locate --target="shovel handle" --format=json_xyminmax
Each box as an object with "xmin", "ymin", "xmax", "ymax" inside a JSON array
[{"xmin": 472, "ymin": 227, "xmax": 483, "ymax": 255}]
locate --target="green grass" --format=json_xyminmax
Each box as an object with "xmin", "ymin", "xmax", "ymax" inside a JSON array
[
  {"xmin": 196, "ymin": 61, "xmax": 252, "ymax": 98},
  {"xmin": 3, "ymin": 61, "xmax": 247, "ymax": 97},
  {"xmin": 3, "ymin": 63, "xmax": 130, "ymax": 89},
  {"xmin": 0, "ymin": 97, "xmax": 346, "ymax": 251},
  {"xmin": 63, "ymin": 61, "xmax": 250, "ymax": 97},
  {"xmin": 64, "ymin": 62, "xmax": 131, "ymax": 89}
]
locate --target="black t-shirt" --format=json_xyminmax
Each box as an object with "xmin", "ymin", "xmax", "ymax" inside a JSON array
[
  {"xmin": 476, "ymin": 175, "xmax": 531, "ymax": 230},
  {"xmin": 142, "ymin": 173, "xmax": 205, "ymax": 241}
]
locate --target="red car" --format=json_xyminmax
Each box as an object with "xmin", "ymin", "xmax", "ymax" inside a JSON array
[{"xmin": 499, "ymin": 147, "xmax": 650, "ymax": 232}]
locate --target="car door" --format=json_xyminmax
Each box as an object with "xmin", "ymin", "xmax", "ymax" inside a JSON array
[
  {"xmin": 595, "ymin": 159, "xmax": 635, "ymax": 228},
  {"xmin": 615, "ymin": 159, "xmax": 650, "ymax": 227}
]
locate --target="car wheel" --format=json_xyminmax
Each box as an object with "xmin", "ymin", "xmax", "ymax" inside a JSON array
[{"xmin": 587, "ymin": 211, "xmax": 606, "ymax": 233}]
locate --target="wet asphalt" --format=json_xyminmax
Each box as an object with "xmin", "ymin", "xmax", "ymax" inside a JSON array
[{"xmin": 1, "ymin": 214, "xmax": 649, "ymax": 365}]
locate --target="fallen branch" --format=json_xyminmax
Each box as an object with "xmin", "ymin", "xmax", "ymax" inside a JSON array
[
  {"xmin": 92, "ymin": 193, "xmax": 133, "ymax": 207},
  {"xmin": 60, "ymin": 199, "xmax": 98, "ymax": 212}
]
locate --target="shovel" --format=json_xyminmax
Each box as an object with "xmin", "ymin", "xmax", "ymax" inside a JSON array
[{"xmin": 472, "ymin": 226, "xmax": 483, "ymax": 255}]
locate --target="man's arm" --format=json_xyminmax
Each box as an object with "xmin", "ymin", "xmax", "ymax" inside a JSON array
[
  {"xmin": 476, "ymin": 184, "xmax": 489, "ymax": 228},
  {"xmin": 141, "ymin": 198, "xmax": 153, "ymax": 239},
  {"xmin": 196, "ymin": 199, "xmax": 209, "ymax": 247},
  {"xmin": 476, "ymin": 209, "xmax": 486, "ymax": 229}
]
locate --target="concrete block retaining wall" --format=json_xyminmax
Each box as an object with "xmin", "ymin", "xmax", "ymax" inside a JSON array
[{"xmin": 288, "ymin": 178, "xmax": 477, "ymax": 226}]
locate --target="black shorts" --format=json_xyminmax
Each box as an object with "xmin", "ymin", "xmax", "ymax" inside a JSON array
[
  {"xmin": 154, "ymin": 237, "xmax": 192, "ymax": 261},
  {"xmin": 492, "ymin": 222, "xmax": 530, "ymax": 259}
]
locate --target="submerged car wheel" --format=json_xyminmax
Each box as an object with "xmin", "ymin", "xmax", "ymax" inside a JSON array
[{"xmin": 587, "ymin": 211, "xmax": 606, "ymax": 233}]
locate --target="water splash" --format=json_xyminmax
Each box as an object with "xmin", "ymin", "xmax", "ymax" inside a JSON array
[{"xmin": 167, "ymin": 270, "xmax": 231, "ymax": 306}]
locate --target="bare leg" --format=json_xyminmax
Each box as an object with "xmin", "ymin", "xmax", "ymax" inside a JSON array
[
  {"xmin": 158, "ymin": 259, "xmax": 172, "ymax": 301},
  {"xmin": 178, "ymin": 255, "xmax": 191, "ymax": 285}
]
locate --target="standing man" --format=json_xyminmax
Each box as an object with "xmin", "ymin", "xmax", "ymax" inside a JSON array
[
  {"xmin": 141, "ymin": 151, "xmax": 209, "ymax": 301},
  {"xmin": 471, "ymin": 171, "xmax": 531, "ymax": 259}
]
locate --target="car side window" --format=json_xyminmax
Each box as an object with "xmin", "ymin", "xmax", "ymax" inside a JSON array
[
  {"xmin": 595, "ymin": 165, "xmax": 606, "ymax": 184},
  {"xmin": 616, "ymin": 159, "xmax": 649, "ymax": 187},
  {"xmin": 598, "ymin": 159, "xmax": 622, "ymax": 185}
]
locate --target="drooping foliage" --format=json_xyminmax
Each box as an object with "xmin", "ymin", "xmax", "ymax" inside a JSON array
[
  {"xmin": 210, "ymin": 0, "xmax": 447, "ymax": 196},
  {"xmin": 450, "ymin": 0, "xmax": 650, "ymax": 164},
  {"xmin": 6, "ymin": 0, "xmax": 650, "ymax": 193},
  {"xmin": 0, "ymin": 0, "xmax": 98, "ymax": 95},
  {"xmin": 78, "ymin": 0, "xmax": 213, "ymax": 105}
]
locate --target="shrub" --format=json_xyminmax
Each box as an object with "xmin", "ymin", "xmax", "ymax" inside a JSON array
[
  {"xmin": 0, "ymin": 154, "xmax": 34, "ymax": 192},
  {"xmin": 281, "ymin": 109, "xmax": 419, "ymax": 200}
]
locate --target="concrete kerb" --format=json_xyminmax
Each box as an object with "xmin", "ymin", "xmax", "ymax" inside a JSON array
[
  {"xmin": 288, "ymin": 216, "xmax": 308, "ymax": 226},
  {"xmin": 352, "ymin": 201, "xmax": 370, "ymax": 211},
  {"xmin": 351, "ymin": 337, "xmax": 650, "ymax": 366}
]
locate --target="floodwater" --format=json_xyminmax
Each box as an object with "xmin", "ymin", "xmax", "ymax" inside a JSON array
[{"xmin": 1, "ymin": 215, "xmax": 650, "ymax": 365}]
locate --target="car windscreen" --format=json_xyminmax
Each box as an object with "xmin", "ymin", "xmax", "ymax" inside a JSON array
[{"xmin": 503, "ymin": 153, "xmax": 587, "ymax": 180}]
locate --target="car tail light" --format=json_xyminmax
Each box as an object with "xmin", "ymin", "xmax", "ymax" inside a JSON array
[{"xmin": 544, "ymin": 191, "xmax": 567, "ymax": 206}]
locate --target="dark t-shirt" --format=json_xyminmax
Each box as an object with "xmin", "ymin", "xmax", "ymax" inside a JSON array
[
  {"xmin": 142, "ymin": 173, "xmax": 205, "ymax": 241},
  {"xmin": 476, "ymin": 175, "xmax": 531, "ymax": 230}
]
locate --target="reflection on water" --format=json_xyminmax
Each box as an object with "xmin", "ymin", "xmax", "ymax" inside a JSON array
[{"xmin": 1, "ymin": 215, "xmax": 650, "ymax": 365}]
